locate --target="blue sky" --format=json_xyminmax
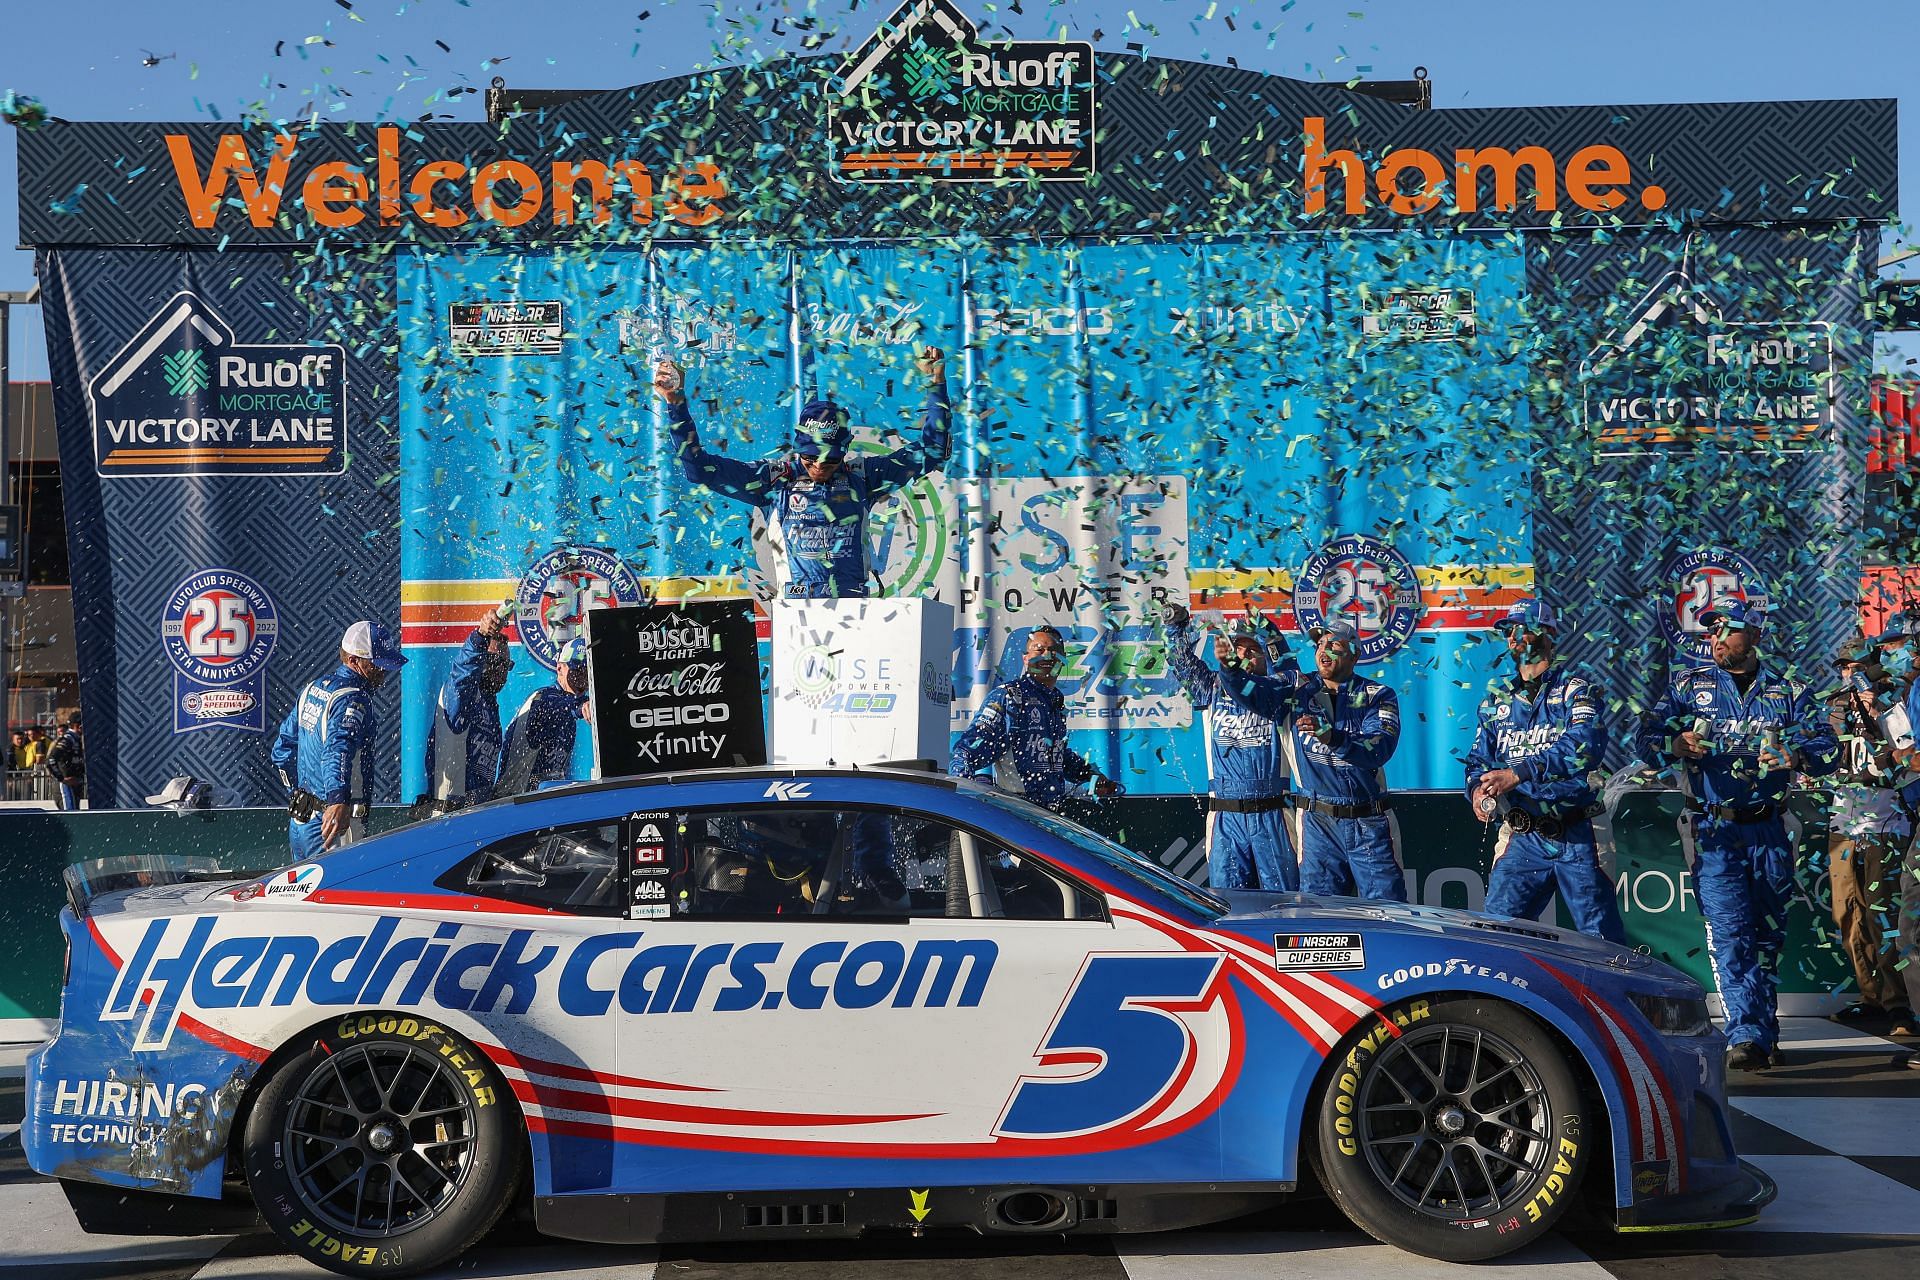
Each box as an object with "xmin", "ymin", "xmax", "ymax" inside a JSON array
[{"xmin": 5, "ymin": 0, "xmax": 1920, "ymax": 376}]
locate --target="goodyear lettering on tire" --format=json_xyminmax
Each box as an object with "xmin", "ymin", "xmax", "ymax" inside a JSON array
[{"xmin": 1335, "ymin": 999, "xmax": 1429, "ymax": 1157}]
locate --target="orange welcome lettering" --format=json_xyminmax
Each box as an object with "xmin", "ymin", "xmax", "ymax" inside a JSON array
[
  {"xmin": 164, "ymin": 128, "xmax": 727, "ymax": 232},
  {"xmin": 1302, "ymin": 117, "xmax": 1666, "ymax": 217}
]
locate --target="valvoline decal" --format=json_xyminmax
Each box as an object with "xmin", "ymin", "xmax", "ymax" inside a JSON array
[{"xmin": 99, "ymin": 917, "xmax": 997, "ymax": 1052}]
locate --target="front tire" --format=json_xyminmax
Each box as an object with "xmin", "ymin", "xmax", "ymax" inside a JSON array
[
  {"xmin": 1313, "ymin": 997, "xmax": 1590, "ymax": 1262},
  {"xmin": 243, "ymin": 1016, "xmax": 523, "ymax": 1276}
]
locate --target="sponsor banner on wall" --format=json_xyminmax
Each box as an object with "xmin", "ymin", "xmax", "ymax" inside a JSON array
[
  {"xmin": 36, "ymin": 249, "xmax": 397, "ymax": 807},
  {"xmin": 587, "ymin": 601, "xmax": 767, "ymax": 776},
  {"xmin": 85, "ymin": 292, "xmax": 347, "ymax": 477}
]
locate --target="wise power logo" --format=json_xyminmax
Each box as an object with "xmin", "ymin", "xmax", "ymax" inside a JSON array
[
  {"xmin": 1292, "ymin": 535, "xmax": 1423, "ymax": 665},
  {"xmin": 159, "ymin": 568, "xmax": 279, "ymax": 735},
  {"xmin": 1581, "ymin": 269, "xmax": 1834, "ymax": 459},
  {"xmin": 830, "ymin": 0, "xmax": 1095, "ymax": 183},
  {"xmin": 513, "ymin": 545, "xmax": 645, "ymax": 671},
  {"xmin": 1657, "ymin": 545, "xmax": 1769, "ymax": 665},
  {"xmin": 86, "ymin": 292, "xmax": 347, "ymax": 477}
]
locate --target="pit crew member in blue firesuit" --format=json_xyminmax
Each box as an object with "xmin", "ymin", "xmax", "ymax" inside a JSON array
[
  {"xmin": 271, "ymin": 620, "xmax": 406, "ymax": 859},
  {"xmin": 949, "ymin": 626, "xmax": 1121, "ymax": 812},
  {"xmin": 1464, "ymin": 600, "xmax": 1625, "ymax": 943},
  {"xmin": 1286, "ymin": 621, "xmax": 1407, "ymax": 902},
  {"xmin": 655, "ymin": 348, "xmax": 951, "ymax": 600},
  {"xmin": 1164, "ymin": 603, "xmax": 1298, "ymax": 891},
  {"xmin": 496, "ymin": 638, "xmax": 591, "ymax": 798},
  {"xmin": 422, "ymin": 601, "xmax": 513, "ymax": 810},
  {"xmin": 1639, "ymin": 601, "xmax": 1839, "ymax": 1071}
]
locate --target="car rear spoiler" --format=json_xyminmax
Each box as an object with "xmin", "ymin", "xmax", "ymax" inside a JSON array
[{"xmin": 62, "ymin": 854, "xmax": 260, "ymax": 919}]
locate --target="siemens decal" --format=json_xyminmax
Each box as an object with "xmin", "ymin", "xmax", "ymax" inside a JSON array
[{"xmin": 100, "ymin": 918, "xmax": 997, "ymax": 1051}]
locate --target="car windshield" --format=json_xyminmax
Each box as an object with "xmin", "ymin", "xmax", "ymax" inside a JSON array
[{"xmin": 974, "ymin": 790, "xmax": 1228, "ymax": 919}]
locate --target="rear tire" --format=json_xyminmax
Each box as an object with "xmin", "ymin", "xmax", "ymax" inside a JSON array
[
  {"xmin": 242, "ymin": 1015, "xmax": 523, "ymax": 1276},
  {"xmin": 1313, "ymin": 997, "xmax": 1589, "ymax": 1262}
]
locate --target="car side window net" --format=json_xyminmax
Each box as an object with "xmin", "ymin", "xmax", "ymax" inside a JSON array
[
  {"xmin": 674, "ymin": 806, "xmax": 1105, "ymax": 922},
  {"xmin": 440, "ymin": 821, "xmax": 624, "ymax": 916}
]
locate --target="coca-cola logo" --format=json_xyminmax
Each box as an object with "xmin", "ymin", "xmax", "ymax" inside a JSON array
[
  {"xmin": 798, "ymin": 300, "xmax": 925, "ymax": 347},
  {"xmin": 626, "ymin": 661, "xmax": 727, "ymax": 701}
]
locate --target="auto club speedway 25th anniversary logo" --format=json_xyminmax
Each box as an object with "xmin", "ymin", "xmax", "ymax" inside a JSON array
[
  {"xmin": 513, "ymin": 545, "xmax": 645, "ymax": 671},
  {"xmin": 1291, "ymin": 535, "xmax": 1424, "ymax": 665},
  {"xmin": 829, "ymin": 0, "xmax": 1095, "ymax": 183},
  {"xmin": 159, "ymin": 568, "xmax": 280, "ymax": 735},
  {"xmin": 1657, "ymin": 545, "xmax": 1770, "ymax": 666}
]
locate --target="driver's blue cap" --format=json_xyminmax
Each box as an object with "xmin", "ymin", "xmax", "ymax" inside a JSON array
[
  {"xmin": 1698, "ymin": 601, "xmax": 1764, "ymax": 633},
  {"xmin": 1493, "ymin": 599, "xmax": 1558, "ymax": 632},
  {"xmin": 794, "ymin": 399, "xmax": 851, "ymax": 461}
]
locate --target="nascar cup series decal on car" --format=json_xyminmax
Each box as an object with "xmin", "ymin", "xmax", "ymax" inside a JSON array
[
  {"xmin": 513, "ymin": 544, "xmax": 644, "ymax": 671},
  {"xmin": 1274, "ymin": 933, "xmax": 1365, "ymax": 971},
  {"xmin": 159, "ymin": 567, "xmax": 279, "ymax": 735}
]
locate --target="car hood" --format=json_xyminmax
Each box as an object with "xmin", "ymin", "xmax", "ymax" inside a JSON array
[{"xmin": 1209, "ymin": 890, "xmax": 1669, "ymax": 980}]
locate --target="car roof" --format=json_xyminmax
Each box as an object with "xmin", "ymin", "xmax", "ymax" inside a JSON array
[{"xmin": 511, "ymin": 763, "xmax": 960, "ymax": 805}]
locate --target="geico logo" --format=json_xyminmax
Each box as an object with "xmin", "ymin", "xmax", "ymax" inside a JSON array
[
  {"xmin": 216, "ymin": 353, "xmax": 335, "ymax": 388},
  {"xmin": 976, "ymin": 305, "xmax": 1114, "ymax": 337},
  {"xmin": 166, "ymin": 125, "xmax": 729, "ymax": 232},
  {"xmin": 98, "ymin": 916, "xmax": 999, "ymax": 1050},
  {"xmin": 1302, "ymin": 116, "xmax": 1668, "ymax": 217},
  {"xmin": 629, "ymin": 703, "xmax": 729, "ymax": 729}
]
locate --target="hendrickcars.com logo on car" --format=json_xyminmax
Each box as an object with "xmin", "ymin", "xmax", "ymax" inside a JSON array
[{"xmin": 100, "ymin": 917, "xmax": 998, "ymax": 1051}]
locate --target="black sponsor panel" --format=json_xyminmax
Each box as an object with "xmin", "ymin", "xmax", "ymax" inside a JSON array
[{"xmin": 587, "ymin": 602, "xmax": 766, "ymax": 776}]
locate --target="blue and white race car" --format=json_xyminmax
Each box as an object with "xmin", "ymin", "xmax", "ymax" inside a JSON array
[{"xmin": 26, "ymin": 767, "xmax": 1771, "ymax": 1275}]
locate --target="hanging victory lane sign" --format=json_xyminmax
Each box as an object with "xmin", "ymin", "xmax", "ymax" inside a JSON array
[
  {"xmin": 587, "ymin": 601, "xmax": 767, "ymax": 777},
  {"xmin": 1581, "ymin": 269, "xmax": 1834, "ymax": 459},
  {"xmin": 85, "ymin": 292, "xmax": 347, "ymax": 477},
  {"xmin": 830, "ymin": 0, "xmax": 1095, "ymax": 183}
]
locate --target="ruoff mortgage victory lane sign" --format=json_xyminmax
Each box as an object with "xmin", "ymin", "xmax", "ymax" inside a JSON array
[{"xmin": 830, "ymin": 0, "xmax": 1095, "ymax": 182}]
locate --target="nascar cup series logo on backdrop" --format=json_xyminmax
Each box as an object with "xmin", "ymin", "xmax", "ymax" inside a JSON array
[
  {"xmin": 513, "ymin": 545, "xmax": 644, "ymax": 671},
  {"xmin": 1657, "ymin": 545, "xmax": 1769, "ymax": 665},
  {"xmin": 159, "ymin": 569, "xmax": 278, "ymax": 735},
  {"xmin": 829, "ymin": 0, "xmax": 1096, "ymax": 183},
  {"xmin": 1292, "ymin": 535, "xmax": 1423, "ymax": 664},
  {"xmin": 85, "ymin": 292, "xmax": 347, "ymax": 477}
]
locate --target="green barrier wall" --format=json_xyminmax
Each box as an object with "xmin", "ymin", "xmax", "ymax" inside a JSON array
[{"xmin": 0, "ymin": 793, "xmax": 1856, "ymax": 1026}]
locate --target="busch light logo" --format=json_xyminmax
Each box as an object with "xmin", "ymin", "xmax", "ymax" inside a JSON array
[
  {"xmin": 514, "ymin": 545, "xmax": 644, "ymax": 672},
  {"xmin": 160, "ymin": 568, "xmax": 278, "ymax": 735},
  {"xmin": 86, "ymin": 292, "xmax": 347, "ymax": 477},
  {"xmin": 1291, "ymin": 535, "xmax": 1423, "ymax": 664},
  {"xmin": 1658, "ymin": 546, "xmax": 1769, "ymax": 665}
]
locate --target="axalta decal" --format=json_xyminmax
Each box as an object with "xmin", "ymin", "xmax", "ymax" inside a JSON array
[
  {"xmin": 164, "ymin": 126, "xmax": 730, "ymax": 232},
  {"xmin": 1301, "ymin": 116, "xmax": 1668, "ymax": 218},
  {"xmin": 99, "ymin": 918, "xmax": 997, "ymax": 1052}
]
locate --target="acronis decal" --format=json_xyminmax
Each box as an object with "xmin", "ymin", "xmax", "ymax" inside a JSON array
[{"xmin": 99, "ymin": 918, "xmax": 997, "ymax": 1051}]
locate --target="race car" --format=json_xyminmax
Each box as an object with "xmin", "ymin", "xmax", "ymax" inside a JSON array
[{"xmin": 25, "ymin": 766, "xmax": 1771, "ymax": 1276}]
